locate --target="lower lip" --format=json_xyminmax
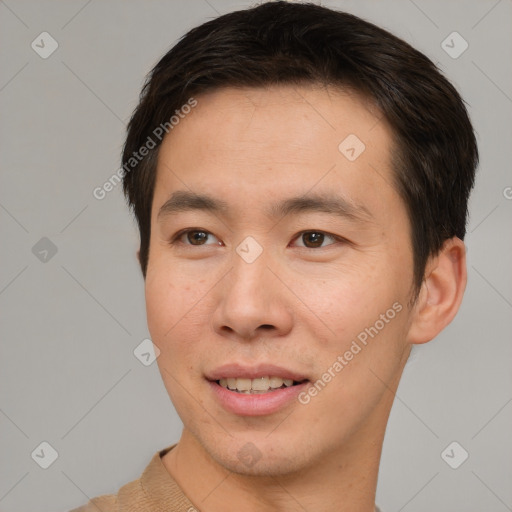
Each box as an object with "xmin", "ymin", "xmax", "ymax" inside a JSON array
[{"xmin": 208, "ymin": 380, "xmax": 309, "ymax": 416}]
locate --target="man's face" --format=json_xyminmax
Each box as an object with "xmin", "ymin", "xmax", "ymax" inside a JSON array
[{"xmin": 146, "ymin": 85, "xmax": 416, "ymax": 476}]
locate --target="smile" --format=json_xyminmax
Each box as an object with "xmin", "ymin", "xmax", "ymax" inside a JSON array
[
  {"xmin": 208, "ymin": 379, "xmax": 310, "ymax": 416},
  {"xmin": 217, "ymin": 376, "xmax": 307, "ymax": 394}
]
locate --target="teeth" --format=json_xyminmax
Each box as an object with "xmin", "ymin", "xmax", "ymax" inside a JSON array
[
  {"xmin": 218, "ymin": 376, "xmax": 298, "ymax": 393},
  {"xmin": 235, "ymin": 378, "xmax": 252, "ymax": 391},
  {"xmin": 252, "ymin": 376, "xmax": 270, "ymax": 391}
]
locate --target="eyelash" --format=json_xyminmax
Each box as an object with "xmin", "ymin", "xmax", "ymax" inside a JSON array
[{"xmin": 169, "ymin": 228, "xmax": 346, "ymax": 249}]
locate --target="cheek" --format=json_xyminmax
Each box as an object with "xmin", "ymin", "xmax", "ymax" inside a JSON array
[
  {"xmin": 145, "ymin": 267, "xmax": 217, "ymax": 423},
  {"xmin": 145, "ymin": 268, "xmax": 176, "ymax": 340},
  {"xmin": 297, "ymin": 265, "xmax": 408, "ymax": 366},
  {"xmin": 291, "ymin": 264, "xmax": 385, "ymax": 328},
  {"xmin": 145, "ymin": 259, "xmax": 195, "ymax": 329},
  {"xmin": 145, "ymin": 284, "xmax": 188, "ymax": 364},
  {"xmin": 144, "ymin": 262, "xmax": 213, "ymax": 363}
]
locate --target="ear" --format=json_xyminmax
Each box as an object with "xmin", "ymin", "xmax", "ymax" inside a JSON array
[
  {"xmin": 406, "ymin": 237, "xmax": 467, "ymax": 345},
  {"xmin": 136, "ymin": 249, "xmax": 141, "ymax": 264}
]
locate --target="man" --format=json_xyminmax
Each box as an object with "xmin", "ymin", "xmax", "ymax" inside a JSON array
[{"xmin": 71, "ymin": 1, "xmax": 478, "ymax": 511}]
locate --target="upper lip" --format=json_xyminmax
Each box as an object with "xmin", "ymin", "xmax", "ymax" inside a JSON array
[{"xmin": 206, "ymin": 363, "xmax": 309, "ymax": 382}]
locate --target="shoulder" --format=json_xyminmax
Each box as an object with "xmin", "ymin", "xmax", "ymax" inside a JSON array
[
  {"xmin": 68, "ymin": 476, "xmax": 145, "ymax": 511},
  {"xmin": 69, "ymin": 444, "xmax": 185, "ymax": 512},
  {"xmin": 67, "ymin": 445, "xmax": 178, "ymax": 512},
  {"xmin": 67, "ymin": 455, "xmax": 155, "ymax": 511}
]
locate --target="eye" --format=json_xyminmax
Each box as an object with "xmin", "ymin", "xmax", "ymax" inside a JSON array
[
  {"xmin": 170, "ymin": 228, "xmax": 221, "ymax": 246},
  {"xmin": 169, "ymin": 229, "xmax": 344, "ymax": 249},
  {"xmin": 292, "ymin": 231, "xmax": 341, "ymax": 249}
]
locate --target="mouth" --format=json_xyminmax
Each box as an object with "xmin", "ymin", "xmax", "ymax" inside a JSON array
[
  {"xmin": 214, "ymin": 376, "xmax": 309, "ymax": 394},
  {"xmin": 205, "ymin": 363, "xmax": 311, "ymax": 415},
  {"xmin": 207, "ymin": 377, "xmax": 310, "ymax": 416}
]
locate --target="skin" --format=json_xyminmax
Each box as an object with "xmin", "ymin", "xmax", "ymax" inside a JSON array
[{"xmin": 143, "ymin": 85, "xmax": 467, "ymax": 512}]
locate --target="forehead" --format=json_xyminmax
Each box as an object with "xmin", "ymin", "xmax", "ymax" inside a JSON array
[
  {"xmin": 152, "ymin": 84, "xmax": 399, "ymax": 225},
  {"xmin": 159, "ymin": 84, "xmax": 385, "ymax": 156}
]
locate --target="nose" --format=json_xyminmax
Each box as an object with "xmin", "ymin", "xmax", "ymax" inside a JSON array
[{"xmin": 211, "ymin": 245, "xmax": 293, "ymax": 341}]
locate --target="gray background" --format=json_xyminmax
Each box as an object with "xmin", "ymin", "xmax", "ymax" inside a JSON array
[{"xmin": 1, "ymin": 0, "xmax": 511, "ymax": 511}]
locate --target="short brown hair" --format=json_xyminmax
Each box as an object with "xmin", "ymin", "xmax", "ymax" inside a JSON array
[{"xmin": 122, "ymin": 1, "xmax": 478, "ymax": 296}]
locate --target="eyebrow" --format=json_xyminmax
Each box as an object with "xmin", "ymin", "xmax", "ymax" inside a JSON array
[{"xmin": 157, "ymin": 190, "xmax": 374, "ymax": 224}]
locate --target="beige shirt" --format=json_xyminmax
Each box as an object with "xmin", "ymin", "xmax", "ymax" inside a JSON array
[{"xmin": 69, "ymin": 444, "xmax": 383, "ymax": 512}]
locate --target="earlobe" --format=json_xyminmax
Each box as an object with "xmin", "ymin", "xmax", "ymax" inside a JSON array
[{"xmin": 407, "ymin": 237, "xmax": 467, "ymax": 345}]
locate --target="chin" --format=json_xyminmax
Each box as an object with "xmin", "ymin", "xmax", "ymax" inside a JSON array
[{"xmin": 198, "ymin": 431, "xmax": 314, "ymax": 478}]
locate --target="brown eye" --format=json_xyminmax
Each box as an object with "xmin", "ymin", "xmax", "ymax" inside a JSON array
[
  {"xmin": 170, "ymin": 229, "xmax": 221, "ymax": 247},
  {"xmin": 303, "ymin": 232, "xmax": 324, "ymax": 248},
  {"xmin": 186, "ymin": 230, "xmax": 209, "ymax": 245},
  {"xmin": 295, "ymin": 231, "xmax": 338, "ymax": 249}
]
